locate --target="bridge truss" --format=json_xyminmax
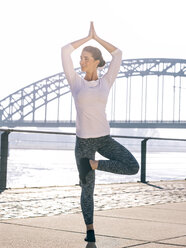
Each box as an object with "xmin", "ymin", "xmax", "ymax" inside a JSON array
[{"xmin": 0, "ymin": 58, "xmax": 186, "ymax": 128}]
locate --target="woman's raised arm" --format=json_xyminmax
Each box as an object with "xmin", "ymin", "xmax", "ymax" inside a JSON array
[
  {"xmin": 89, "ymin": 22, "xmax": 122, "ymax": 86},
  {"xmin": 61, "ymin": 23, "xmax": 94, "ymax": 86},
  {"xmin": 70, "ymin": 22, "xmax": 94, "ymax": 49},
  {"xmin": 91, "ymin": 22, "xmax": 118, "ymax": 53}
]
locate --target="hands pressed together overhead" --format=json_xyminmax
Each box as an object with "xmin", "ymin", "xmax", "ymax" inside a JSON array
[
  {"xmin": 88, "ymin": 22, "xmax": 97, "ymax": 40},
  {"xmin": 67, "ymin": 21, "xmax": 118, "ymax": 54}
]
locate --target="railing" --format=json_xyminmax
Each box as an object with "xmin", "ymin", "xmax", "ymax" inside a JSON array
[{"xmin": 0, "ymin": 128, "xmax": 186, "ymax": 190}]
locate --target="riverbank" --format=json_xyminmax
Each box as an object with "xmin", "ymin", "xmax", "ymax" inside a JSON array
[{"xmin": 0, "ymin": 180, "xmax": 186, "ymax": 220}]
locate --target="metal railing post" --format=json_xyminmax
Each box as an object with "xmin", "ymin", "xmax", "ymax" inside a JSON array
[
  {"xmin": 0, "ymin": 131, "xmax": 10, "ymax": 190},
  {"xmin": 141, "ymin": 138, "xmax": 148, "ymax": 183}
]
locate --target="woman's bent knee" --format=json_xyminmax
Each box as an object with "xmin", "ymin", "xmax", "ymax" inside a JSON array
[{"xmin": 131, "ymin": 162, "xmax": 139, "ymax": 175}]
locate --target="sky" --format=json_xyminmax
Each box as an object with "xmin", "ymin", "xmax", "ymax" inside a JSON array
[{"xmin": 0, "ymin": 0, "xmax": 186, "ymax": 101}]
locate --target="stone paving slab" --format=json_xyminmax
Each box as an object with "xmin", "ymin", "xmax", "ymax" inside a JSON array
[
  {"xmin": 95, "ymin": 202, "xmax": 186, "ymax": 225},
  {"xmin": 94, "ymin": 210, "xmax": 186, "ymax": 241},
  {"xmin": 0, "ymin": 216, "xmax": 146, "ymax": 248},
  {"xmin": 0, "ymin": 221, "xmax": 146, "ymax": 248},
  {"xmin": 133, "ymin": 244, "xmax": 184, "ymax": 248},
  {"xmin": 0, "ymin": 221, "xmax": 86, "ymax": 248},
  {"xmin": 146, "ymin": 201, "xmax": 186, "ymax": 211},
  {"xmin": 160, "ymin": 237, "xmax": 186, "ymax": 246}
]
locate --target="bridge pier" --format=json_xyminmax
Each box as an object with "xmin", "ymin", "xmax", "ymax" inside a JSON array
[{"xmin": 0, "ymin": 131, "xmax": 9, "ymax": 190}]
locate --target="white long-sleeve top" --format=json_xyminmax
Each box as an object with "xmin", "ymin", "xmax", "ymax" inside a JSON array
[{"xmin": 61, "ymin": 44, "xmax": 122, "ymax": 138}]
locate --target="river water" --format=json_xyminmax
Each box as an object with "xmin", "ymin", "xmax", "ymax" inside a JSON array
[{"xmin": 7, "ymin": 148, "xmax": 186, "ymax": 188}]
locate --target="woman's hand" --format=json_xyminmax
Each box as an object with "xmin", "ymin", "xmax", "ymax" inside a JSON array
[
  {"xmin": 70, "ymin": 22, "xmax": 93, "ymax": 49},
  {"xmin": 70, "ymin": 22, "xmax": 117, "ymax": 53},
  {"xmin": 89, "ymin": 22, "xmax": 117, "ymax": 53},
  {"xmin": 88, "ymin": 21, "xmax": 97, "ymax": 40}
]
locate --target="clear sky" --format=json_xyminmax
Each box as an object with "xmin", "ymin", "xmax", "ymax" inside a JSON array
[{"xmin": 0, "ymin": 0, "xmax": 186, "ymax": 100}]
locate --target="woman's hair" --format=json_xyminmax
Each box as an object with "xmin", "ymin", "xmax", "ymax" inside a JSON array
[{"xmin": 83, "ymin": 46, "xmax": 106, "ymax": 68}]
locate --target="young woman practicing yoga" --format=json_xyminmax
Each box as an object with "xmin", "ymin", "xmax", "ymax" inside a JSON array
[{"xmin": 61, "ymin": 22, "xmax": 139, "ymax": 244}]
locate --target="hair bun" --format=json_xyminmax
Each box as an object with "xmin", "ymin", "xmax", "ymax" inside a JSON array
[{"xmin": 98, "ymin": 58, "xmax": 106, "ymax": 68}]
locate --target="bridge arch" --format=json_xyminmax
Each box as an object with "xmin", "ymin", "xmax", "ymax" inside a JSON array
[{"xmin": 0, "ymin": 58, "xmax": 186, "ymax": 128}]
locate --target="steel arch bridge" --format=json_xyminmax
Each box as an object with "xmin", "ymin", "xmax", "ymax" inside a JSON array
[{"xmin": 0, "ymin": 58, "xmax": 186, "ymax": 128}]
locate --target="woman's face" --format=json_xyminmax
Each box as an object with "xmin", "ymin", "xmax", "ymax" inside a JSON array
[{"xmin": 80, "ymin": 51, "xmax": 99, "ymax": 73}]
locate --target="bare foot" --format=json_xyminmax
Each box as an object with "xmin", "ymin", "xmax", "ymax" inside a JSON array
[{"xmin": 89, "ymin": 160, "xmax": 98, "ymax": 170}]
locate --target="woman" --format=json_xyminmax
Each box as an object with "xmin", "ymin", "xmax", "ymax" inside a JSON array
[{"xmin": 61, "ymin": 22, "xmax": 139, "ymax": 244}]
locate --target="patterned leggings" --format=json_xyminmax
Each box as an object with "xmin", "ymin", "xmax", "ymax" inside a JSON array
[{"xmin": 75, "ymin": 135, "xmax": 139, "ymax": 225}]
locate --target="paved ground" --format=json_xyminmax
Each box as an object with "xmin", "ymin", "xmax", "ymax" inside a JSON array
[{"xmin": 0, "ymin": 180, "xmax": 186, "ymax": 247}]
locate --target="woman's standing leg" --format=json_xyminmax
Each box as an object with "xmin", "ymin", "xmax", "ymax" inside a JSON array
[
  {"xmin": 96, "ymin": 135, "xmax": 139, "ymax": 175},
  {"xmin": 75, "ymin": 137, "xmax": 96, "ymax": 232}
]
